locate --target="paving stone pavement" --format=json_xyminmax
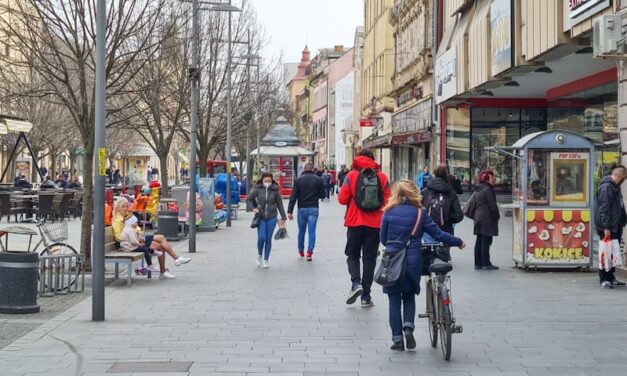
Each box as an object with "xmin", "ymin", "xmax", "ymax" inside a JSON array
[{"xmin": 0, "ymin": 200, "xmax": 626, "ymax": 376}]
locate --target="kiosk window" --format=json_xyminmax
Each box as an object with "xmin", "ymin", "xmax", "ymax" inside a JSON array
[{"xmin": 527, "ymin": 150, "xmax": 549, "ymax": 205}]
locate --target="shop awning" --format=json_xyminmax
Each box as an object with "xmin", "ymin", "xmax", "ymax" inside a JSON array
[
  {"xmin": 362, "ymin": 134, "xmax": 392, "ymax": 149},
  {"xmin": 251, "ymin": 146, "xmax": 314, "ymax": 157},
  {"xmin": 0, "ymin": 117, "xmax": 33, "ymax": 134}
]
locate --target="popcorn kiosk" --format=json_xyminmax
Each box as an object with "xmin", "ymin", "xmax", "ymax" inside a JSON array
[{"xmin": 489, "ymin": 131, "xmax": 600, "ymax": 270}]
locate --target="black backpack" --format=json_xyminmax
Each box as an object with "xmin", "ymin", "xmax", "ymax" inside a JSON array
[
  {"xmin": 425, "ymin": 190, "xmax": 450, "ymax": 227},
  {"xmin": 354, "ymin": 168, "xmax": 383, "ymax": 211}
]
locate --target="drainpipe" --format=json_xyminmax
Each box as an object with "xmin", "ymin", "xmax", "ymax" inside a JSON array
[{"xmin": 432, "ymin": 0, "xmax": 439, "ymax": 164}]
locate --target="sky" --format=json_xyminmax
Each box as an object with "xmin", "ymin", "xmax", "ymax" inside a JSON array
[{"xmin": 249, "ymin": 0, "xmax": 364, "ymax": 63}]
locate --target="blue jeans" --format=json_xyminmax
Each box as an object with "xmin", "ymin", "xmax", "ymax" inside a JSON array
[
  {"xmin": 257, "ymin": 217, "xmax": 277, "ymax": 260},
  {"xmin": 297, "ymin": 207, "xmax": 319, "ymax": 252},
  {"xmin": 387, "ymin": 292, "xmax": 416, "ymax": 342}
]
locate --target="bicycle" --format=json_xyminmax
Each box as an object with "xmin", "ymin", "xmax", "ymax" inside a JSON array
[
  {"xmin": 418, "ymin": 242, "xmax": 463, "ymax": 361},
  {"xmin": 34, "ymin": 220, "xmax": 81, "ymax": 290}
]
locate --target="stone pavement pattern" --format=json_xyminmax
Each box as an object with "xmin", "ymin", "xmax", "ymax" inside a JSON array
[{"xmin": 0, "ymin": 200, "xmax": 626, "ymax": 376}]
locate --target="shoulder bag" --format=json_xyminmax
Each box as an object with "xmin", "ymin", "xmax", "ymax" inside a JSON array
[
  {"xmin": 375, "ymin": 208, "xmax": 423, "ymax": 287},
  {"xmin": 463, "ymin": 191, "xmax": 478, "ymax": 219}
]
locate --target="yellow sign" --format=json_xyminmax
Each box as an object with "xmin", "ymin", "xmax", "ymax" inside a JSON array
[
  {"xmin": 534, "ymin": 248, "xmax": 584, "ymax": 260},
  {"xmin": 98, "ymin": 148, "xmax": 107, "ymax": 176}
]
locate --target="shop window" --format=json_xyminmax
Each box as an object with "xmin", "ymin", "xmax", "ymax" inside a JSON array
[{"xmin": 445, "ymin": 108, "xmax": 470, "ymax": 190}]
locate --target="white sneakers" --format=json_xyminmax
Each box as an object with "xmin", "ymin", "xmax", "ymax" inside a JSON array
[
  {"xmin": 262, "ymin": 260, "xmax": 269, "ymax": 269},
  {"xmin": 159, "ymin": 271, "xmax": 176, "ymax": 279},
  {"xmin": 256, "ymin": 256, "xmax": 269, "ymax": 268},
  {"xmin": 175, "ymin": 257, "xmax": 191, "ymax": 266},
  {"xmin": 256, "ymin": 255, "xmax": 262, "ymax": 267}
]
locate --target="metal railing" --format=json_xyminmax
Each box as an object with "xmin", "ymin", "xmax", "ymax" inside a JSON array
[{"xmin": 38, "ymin": 254, "xmax": 84, "ymax": 297}]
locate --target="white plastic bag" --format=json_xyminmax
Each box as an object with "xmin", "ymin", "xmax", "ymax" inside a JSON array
[
  {"xmin": 599, "ymin": 238, "xmax": 612, "ymax": 272},
  {"xmin": 611, "ymin": 239, "xmax": 623, "ymax": 268}
]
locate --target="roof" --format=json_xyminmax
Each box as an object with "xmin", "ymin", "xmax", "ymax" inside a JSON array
[
  {"xmin": 0, "ymin": 116, "xmax": 33, "ymax": 134},
  {"xmin": 261, "ymin": 116, "xmax": 300, "ymax": 146},
  {"xmin": 510, "ymin": 130, "xmax": 604, "ymax": 149}
]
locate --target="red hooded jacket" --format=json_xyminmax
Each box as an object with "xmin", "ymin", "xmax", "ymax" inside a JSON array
[{"xmin": 338, "ymin": 156, "xmax": 391, "ymax": 229}]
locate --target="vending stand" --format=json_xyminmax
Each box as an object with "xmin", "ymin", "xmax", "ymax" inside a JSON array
[
  {"xmin": 488, "ymin": 130, "xmax": 599, "ymax": 270},
  {"xmin": 251, "ymin": 117, "xmax": 313, "ymax": 196}
]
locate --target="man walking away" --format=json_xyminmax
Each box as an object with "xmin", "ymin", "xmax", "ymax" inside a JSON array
[
  {"xmin": 416, "ymin": 165, "xmax": 432, "ymax": 190},
  {"xmin": 595, "ymin": 166, "xmax": 627, "ymax": 289},
  {"xmin": 288, "ymin": 163, "xmax": 326, "ymax": 261},
  {"xmin": 322, "ymin": 169, "xmax": 332, "ymax": 201},
  {"xmin": 337, "ymin": 164, "xmax": 348, "ymax": 193},
  {"xmin": 339, "ymin": 149, "xmax": 391, "ymax": 307}
]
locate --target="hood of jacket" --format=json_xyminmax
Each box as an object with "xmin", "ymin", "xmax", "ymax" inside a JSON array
[
  {"xmin": 426, "ymin": 177, "xmax": 451, "ymax": 193},
  {"xmin": 352, "ymin": 156, "xmax": 379, "ymax": 171},
  {"xmin": 600, "ymin": 176, "xmax": 619, "ymax": 189}
]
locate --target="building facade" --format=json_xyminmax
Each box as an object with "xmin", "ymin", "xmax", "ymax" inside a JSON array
[
  {"xmin": 360, "ymin": 0, "xmax": 396, "ymax": 176},
  {"xmin": 388, "ymin": 0, "xmax": 434, "ymax": 182},
  {"xmin": 346, "ymin": 27, "xmax": 365, "ymax": 165},
  {"xmin": 435, "ymin": 0, "xmax": 620, "ymax": 195}
]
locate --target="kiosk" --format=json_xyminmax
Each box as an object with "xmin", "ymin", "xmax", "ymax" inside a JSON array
[
  {"xmin": 251, "ymin": 117, "xmax": 313, "ymax": 196},
  {"xmin": 489, "ymin": 131, "xmax": 600, "ymax": 270}
]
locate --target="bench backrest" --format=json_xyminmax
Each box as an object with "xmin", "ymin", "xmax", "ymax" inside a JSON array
[{"xmin": 105, "ymin": 226, "xmax": 118, "ymax": 253}]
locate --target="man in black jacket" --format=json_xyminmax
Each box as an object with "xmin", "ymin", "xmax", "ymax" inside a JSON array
[
  {"xmin": 288, "ymin": 163, "xmax": 326, "ymax": 261},
  {"xmin": 595, "ymin": 166, "xmax": 627, "ymax": 288}
]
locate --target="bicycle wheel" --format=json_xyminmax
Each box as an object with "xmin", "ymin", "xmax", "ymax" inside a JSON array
[
  {"xmin": 40, "ymin": 243, "xmax": 80, "ymax": 290},
  {"xmin": 438, "ymin": 286, "xmax": 452, "ymax": 361},
  {"xmin": 426, "ymin": 279, "xmax": 438, "ymax": 348}
]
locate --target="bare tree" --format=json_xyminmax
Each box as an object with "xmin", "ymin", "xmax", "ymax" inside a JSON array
[
  {"xmin": 0, "ymin": 0, "xmax": 175, "ymax": 267},
  {"xmin": 113, "ymin": 10, "xmax": 190, "ymax": 194}
]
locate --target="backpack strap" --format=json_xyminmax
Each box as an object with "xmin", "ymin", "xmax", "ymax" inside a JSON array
[{"xmin": 410, "ymin": 208, "xmax": 423, "ymax": 237}]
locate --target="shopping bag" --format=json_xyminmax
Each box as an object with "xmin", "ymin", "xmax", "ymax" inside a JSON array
[
  {"xmin": 611, "ymin": 239, "xmax": 624, "ymax": 268},
  {"xmin": 598, "ymin": 237, "xmax": 612, "ymax": 272}
]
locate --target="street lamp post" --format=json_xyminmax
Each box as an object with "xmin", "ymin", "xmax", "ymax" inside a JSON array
[
  {"xmin": 187, "ymin": 0, "xmax": 200, "ymax": 253},
  {"xmin": 92, "ymin": 0, "xmax": 106, "ymax": 321}
]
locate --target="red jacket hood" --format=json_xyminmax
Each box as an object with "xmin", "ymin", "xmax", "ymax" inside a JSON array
[{"xmin": 352, "ymin": 156, "xmax": 379, "ymax": 171}]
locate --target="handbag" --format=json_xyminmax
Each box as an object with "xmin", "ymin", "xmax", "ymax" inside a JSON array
[
  {"xmin": 375, "ymin": 209, "xmax": 423, "ymax": 287},
  {"xmin": 250, "ymin": 213, "xmax": 260, "ymax": 228},
  {"xmin": 463, "ymin": 191, "xmax": 477, "ymax": 219}
]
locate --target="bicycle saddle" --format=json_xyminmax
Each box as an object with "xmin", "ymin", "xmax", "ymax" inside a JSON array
[{"xmin": 429, "ymin": 258, "xmax": 453, "ymax": 274}]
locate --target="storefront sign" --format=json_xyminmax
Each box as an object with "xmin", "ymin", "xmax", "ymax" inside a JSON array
[
  {"xmin": 490, "ymin": 0, "xmax": 513, "ymax": 76},
  {"xmin": 526, "ymin": 209, "xmax": 591, "ymax": 264},
  {"xmin": 390, "ymin": 131, "xmax": 432, "ymax": 145},
  {"xmin": 360, "ymin": 119, "xmax": 375, "ymax": 127},
  {"xmin": 435, "ymin": 48, "xmax": 457, "ymax": 104},
  {"xmin": 568, "ymin": 0, "xmax": 610, "ymax": 24}
]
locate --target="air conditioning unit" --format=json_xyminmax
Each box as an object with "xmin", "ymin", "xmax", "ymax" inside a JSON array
[{"xmin": 593, "ymin": 15, "xmax": 624, "ymax": 58}]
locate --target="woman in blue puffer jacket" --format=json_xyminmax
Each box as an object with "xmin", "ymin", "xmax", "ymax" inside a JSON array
[{"xmin": 380, "ymin": 179, "xmax": 466, "ymax": 351}]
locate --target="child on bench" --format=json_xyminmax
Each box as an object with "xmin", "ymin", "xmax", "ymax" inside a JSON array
[{"xmin": 120, "ymin": 215, "xmax": 161, "ymax": 270}]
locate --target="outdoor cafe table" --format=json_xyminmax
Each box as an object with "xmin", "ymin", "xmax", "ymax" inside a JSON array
[{"xmin": 0, "ymin": 226, "xmax": 38, "ymax": 253}]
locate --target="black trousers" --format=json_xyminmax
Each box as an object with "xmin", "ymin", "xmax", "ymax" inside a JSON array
[
  {"xmin": 474, "ymin": 234, "xmax": 493, "ymax": 268},
  {"xmin": 597, "ymin": 231, "xmax": 620, "ymax": 284},
  {"xmin": 345, "ymin": 226, "xmax": 380, "ymax": 294}
]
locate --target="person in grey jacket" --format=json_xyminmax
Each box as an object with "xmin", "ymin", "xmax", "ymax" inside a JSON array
[
  {"xmin": 595, "ymin": 166, "xmax": 627, "ymax": 288},
  {"xmin": 473, "ymin": 170, "xmax": 500, "ymax": 271},
  {"xmin": 247, "ymin": 172, "xmax": 287, "ymax": 268}
]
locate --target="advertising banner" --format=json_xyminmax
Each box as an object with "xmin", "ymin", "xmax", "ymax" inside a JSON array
[
  {"xmin": 526, "ymin": 209, "xmax": 591, "ymax": 264},
  {"xmin": 15, "ymin": 159, "xmax": 31, "ymax": 178},
  {"xmin": 490, "ymin": 0, "xmax": 513, "ymax": 75}
]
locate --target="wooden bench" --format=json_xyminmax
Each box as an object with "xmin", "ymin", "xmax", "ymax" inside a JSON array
[{"xmin": 104, "ymin": 226, "xmax": 148, "ymax": 286}]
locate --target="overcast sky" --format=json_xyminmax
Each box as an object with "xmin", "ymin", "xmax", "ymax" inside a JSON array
[{"xmin": 249, "ymin": 0, "xmax": 364, "ymax": 63}]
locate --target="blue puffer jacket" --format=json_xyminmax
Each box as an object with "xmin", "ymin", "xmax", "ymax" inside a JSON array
[{"xmin": 380, "ymin": 202, "xmax": 463, "ymax": 295}]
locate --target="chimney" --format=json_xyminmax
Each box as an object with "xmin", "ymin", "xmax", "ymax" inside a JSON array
[{"xmin": 334, "ymin": 45, "xmax": 344, "ymax": 52}]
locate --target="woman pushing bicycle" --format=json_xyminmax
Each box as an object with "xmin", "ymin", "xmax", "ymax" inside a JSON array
[{"xmin": 380, "ymin": 180, "xmax": 465, "ymax": 351}]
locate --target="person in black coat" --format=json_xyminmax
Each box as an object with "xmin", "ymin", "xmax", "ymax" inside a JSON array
[
  {"xmin": 473, "ymin": 170, "xmax": 500, "ymax": 270},
  {"xmin": 421, "ymin": 164, "xmax": 463, "ymax": 235},
  {"xmin": 287, "ymin": 163, "xmax": 326, "ymax": 260},
  {"xmin": 595, "ymin": 166, "xmax": 627, "ymax": 288}
]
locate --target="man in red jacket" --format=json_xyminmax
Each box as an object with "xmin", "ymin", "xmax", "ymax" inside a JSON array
[{"xmin": 338, "ymin": 149, "xmax": 391, "ymax": 307}]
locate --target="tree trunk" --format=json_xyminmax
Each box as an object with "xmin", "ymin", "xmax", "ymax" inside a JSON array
[
  {"xmin": 80, "ymin": 141, "xmax": 95, "ymax": 270},
  {"xmin": 198, "ymin": 146, "xmax": 210, "ymax": 178},
  {"xmin": 50, "ymin": 152, "xmax": 57, "ymax": 179},
  {"xmin": 159, "ymin": 153, "xmax": 169, "ymax": 198}
]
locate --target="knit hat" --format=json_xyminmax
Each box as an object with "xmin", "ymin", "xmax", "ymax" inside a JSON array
[{"xmin": 125, "ymin": 215, "xmax": 138, "ymax": 227}]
